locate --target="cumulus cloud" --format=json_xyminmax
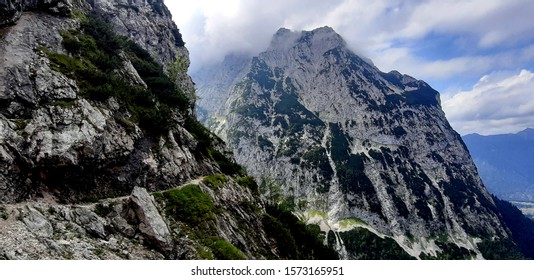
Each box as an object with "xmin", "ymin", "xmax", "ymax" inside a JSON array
[
  {"xmin": 167, "ymin": 0, "xmax": 534, "ymax": 74},
  {"xmin": 165, "ymin": 0, "xmax": 534, "ymax": 135},
  {"xmin": 443, "ymin": 70, "xmax": 534, "ymax": 135}
]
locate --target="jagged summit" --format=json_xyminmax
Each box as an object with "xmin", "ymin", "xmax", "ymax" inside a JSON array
[{"xmin": 267, "ymin": 26, "xmax": 346, "ymax": 63}]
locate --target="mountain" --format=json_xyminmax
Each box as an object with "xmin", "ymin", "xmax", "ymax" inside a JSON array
[
  {"xmin": 193, "ymin": 53, "xmax": 251, "ymax": 124},
  {"xmin": 0, "ymin": 0, "xmax": 335, "ymax": 259},
  {"xmin": 463, "ymin": 128, "xmax": 534, "ymax": 202},
  {"xmin": 196, "ymin": 26, "xmax": 525, "ymax": 259}
]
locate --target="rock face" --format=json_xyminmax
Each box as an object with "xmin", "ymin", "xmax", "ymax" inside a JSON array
[
  {"xmin": 198, "ymin": 27, "xmax": 521, "ymax": 259},
  {"xmin": 193, "ymin": 53, "xmax": 251, "ymax": 124},
  {"xmin": 0, "ymin": 0, "xmax": 208, "ymax": 203},
  {"xmin": 0, "ymin": 0, "xmax": 73, "ymax": 26},
  {"xmin": 0, "ymin": 0, "xmax": 338, "ymax": 260},
  {"xmin": 0, "ymin": 175, "xmax": 337, "ymax": 260}
]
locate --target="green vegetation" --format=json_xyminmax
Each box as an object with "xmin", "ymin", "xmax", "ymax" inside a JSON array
[
  {"xmin": 329, "ymin": 123, "xmax": 381, "ymax": 212},
  {"xmin": 202, "ymin": 174, "xmax": 228, "ymax": 189},
  {"xmin": 196, "ymin": 246, "xmax": 215, "ymax": 260},
  {"xmin": 51, "ymin": 100, "xmax": 76, "ymax": 108},
  {"xmin": 208, "ymin": 239, "xmax": 247, "ymax": 260},
  {"xmin": 45, "ymin": 13, "xmax": 239, "ymax": 175},
  {"xmin": 158, "ymin": 184, "xmax": 215, "ymax": 224},
  {"xmin": 0, "ymin": 206, "xmax": 8, "ymax": 220},
  {"xmin": 477, "ymin": 239, "xmax": 523, "ymax": 260},
  {"xmin": 94, "ymin": 203, "xmax": 113, "ymax": 217},
  {"xmin": 420, "ymin": 241, "xmax": 476, "ymax": 260},
  {"xmin": 14, "ymin": 119, "xmax": 28, "ymax": 131},
  {"xmin": 338, "ymin": 218, "xmax": 366, "ymax": 229},
  {"xmin": 302, "ymin": 146, "xmax": 334, "ymax": 192},
  {"xmin": 339, "ymin": 227, "xmax": 415, "ymax": 260},
  {"xmin": 208, "ymin": 148, "xmax": 244, "ymax": 176},
  {"xmin": 183, "ymin": 116, "xmax": 243, "ymax": 175},
  {"xmin": 153, "ymin": 182, "xmax": 252, "ymax": 260},
  {"xmin": 493, "ymin": 196, "xmax": 534, "ymax": 259},
  {"xmin": 47, "ymin": 207, "xmax": 57, "ymax": 215},
  {"xmin": 259, "ymin": 177, "xmax": 282, "ymax": 202},
  {"xmin": 44, "ymin": 14, "xmax": 190, "ymax": 136},
  {"xmin": 263, "ymin": 204, "xmax": 339, "ymax": 260}
]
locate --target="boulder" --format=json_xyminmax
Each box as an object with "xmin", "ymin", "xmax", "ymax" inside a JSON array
[
  {"xmin": 130, "ymin": 187, "xmax": 173, "ymax": 254},
  {"xmin": 22, "ymin": 206, "xmax": 53, "ymax": 237},
  {"xmin": 73, "ymin": 207, "xmax": 108, "ymax": 239}
]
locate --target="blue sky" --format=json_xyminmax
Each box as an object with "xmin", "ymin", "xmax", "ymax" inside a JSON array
[{"xmin": 166, "ymin": 0, "xmax": 534, "ymax": 136}]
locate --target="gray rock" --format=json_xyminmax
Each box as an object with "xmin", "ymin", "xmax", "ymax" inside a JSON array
[
  {"xmin": 73, "ymin": 207, "xmax": 108, "ymax": 239},
  {"xmin": 0, "ymin": 0, "xmax": 73, "ymax": 27},
  {"xmin": 0, "ymin": 0, "xmax": 212, "ymax": 203},
  {"xmin": 130, "ymin": 186, "xmax": 173, "ymax": 254},
  {"xmin": 22, "ymin": 206, "xmax": 53, "ymax": 237}
]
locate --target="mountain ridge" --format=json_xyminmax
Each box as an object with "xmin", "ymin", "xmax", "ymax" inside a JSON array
[{"xmin": 463, "ymin": 128, "xmax": 534, "ymax": 202}]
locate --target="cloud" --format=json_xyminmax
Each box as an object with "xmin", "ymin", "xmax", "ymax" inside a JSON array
[
  {"xmin": 443, "ymin": 70, "xmax": 534, "ymax": 135},
  {"xmin": 165, "ymin": 0, "xmax": 534, "ymax": 135},
  {"xmin": 167, "ymin": 0, "xmax": 534, "ymax": 75}
]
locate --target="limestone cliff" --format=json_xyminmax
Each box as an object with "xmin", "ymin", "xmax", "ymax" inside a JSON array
[
  {"xmin": 0, "ymin": 0, "xmax": 202, "ymax": 203},
  {"xmin": 197, "ymin": 27, "xmax": 523, "ymax": 259}
]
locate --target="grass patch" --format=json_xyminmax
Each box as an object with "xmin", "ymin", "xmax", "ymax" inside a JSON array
[
  {"xmin": 338, "ymin": 218, "xmax": 367, "ymax": 229},
  {"xmin": 264, "ymin": 204, "xmax": 339, "ymax": 260},
  {"xmin": 340, "ymin": 227, "xmax": 415, "ymax": 260},
  {"xmin": 159, "ymin": 184, "xmax": 215, "ymax": 224},
  {"xmin": 51, "ymin": 100, "xmax": 76, "ymax": 108},
  {"xmin": 197, "ymin": 245, "xmax": 215, "ymax": 260},
  {"xmin": 202, "ymin": 174, "xmax": 228, "ymax": 189},
  {"xmin": 207, "ymin": 239, "xmax": 247, "ymax": 260}
]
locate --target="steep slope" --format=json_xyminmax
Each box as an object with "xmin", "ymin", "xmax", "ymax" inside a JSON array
[
  {"xmin": 0, "ymin": 0, "xmax": 207, "ymax": 203},
  {"xmin": 0, "ymin": 0, "xmax": 337, "ymax": 259},
  {"xmin": 463, "ymin": 128, "xmax": 534, "ymax": 202},
  {"xmin": 0, "ymin": 174, "xmax": 337, "ymax": 260},
  {"xmin": 199, "ymin": 27, "xmax": 520, "ymax": 259},
  {"xmin": 193, "ymin": 53, "xmax": 251, "ymax": 124}
]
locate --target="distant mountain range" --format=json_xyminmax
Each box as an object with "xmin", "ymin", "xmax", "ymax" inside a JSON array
[{"xmin": 463, "ymin": 128, "xmax": 534, "ymax": 202}]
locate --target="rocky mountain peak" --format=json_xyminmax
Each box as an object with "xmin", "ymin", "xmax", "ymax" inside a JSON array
[
  {"xmin": 265, "ymin": 26, "xmax": 346, "ymax": 68},
  {"xmin": 196, "ymin": 26, "xmax": 523, "ymax": 259}
]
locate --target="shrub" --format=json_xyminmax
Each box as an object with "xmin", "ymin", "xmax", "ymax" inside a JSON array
[
  {"xmin": 94, "ymin": 203, "xmax": 113, "ymax": 217},
  {"xmin": 161, "ymin": 184, "xmax": 214, "ymax": 224},
  {"xmin": 264, "ymin": 204, "xmax": 339, "ymax": 260},
  {"xmin": 339, "ymin": 228, "xmax": 415, "ymax": 260},
  {"xmin": 45, "ymin": 14, "xmax": 190, "ymax": 137},
  {"xmin": 208, "ymin": 239, "xmax": 247, "ymax": 260},
  {"xmin": 0, "ymin": 206, "xmax": 8, "ymax": 220},
  {"xmin": 202, "ymin": 174, "xmax": 228, "ymax": 189}
]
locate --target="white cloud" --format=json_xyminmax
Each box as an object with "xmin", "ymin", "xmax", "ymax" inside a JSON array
[
  {"xmin": 443, "ymin": 70, "xmax": 534, "ymax": 135},
  {"xmin": 166, "ymin": 0, "xmax": 534, "ymax": 74},
  {"xmin": 165, "ymin": 0, "xmax": 534, "ymax": 135}
]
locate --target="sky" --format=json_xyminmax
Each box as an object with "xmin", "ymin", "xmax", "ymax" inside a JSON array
[{"xmin": 166, "ymin": 0, "xmax": 534, "ymax": 136}]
